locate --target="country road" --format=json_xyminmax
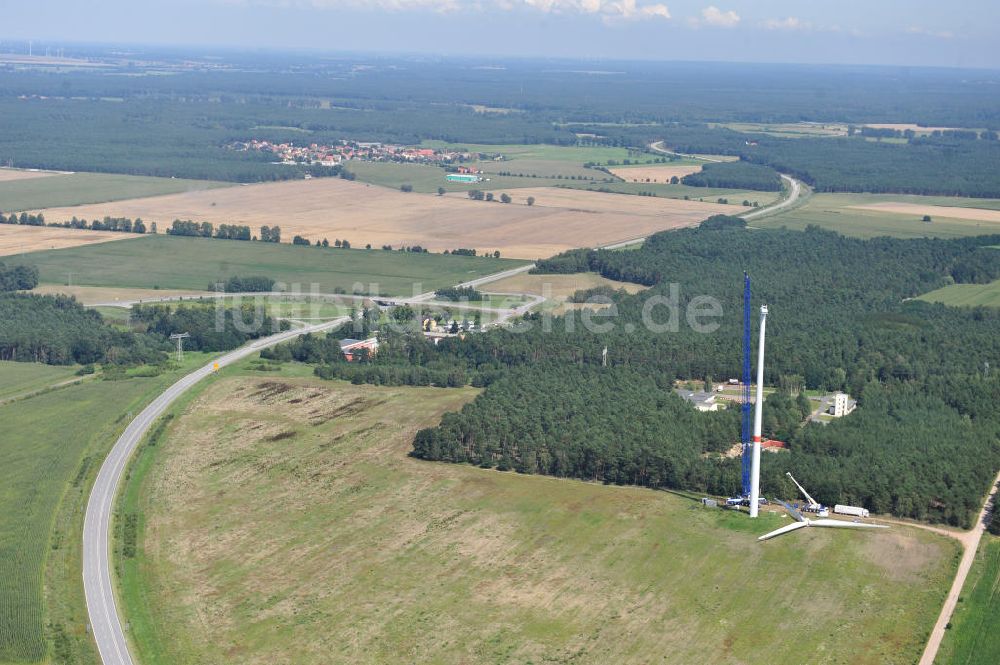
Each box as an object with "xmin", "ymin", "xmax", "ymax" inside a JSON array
[
  {"xmin": 648, "ymin": 141, "xmax": 805, "ymax": 221},
  {"xmin": 918, "ymin": 471, "xmax": 1000, "ymax": 665},
  {"xmin": 82, "ymin": 317, "xmax": 348, "ymax": 665}
]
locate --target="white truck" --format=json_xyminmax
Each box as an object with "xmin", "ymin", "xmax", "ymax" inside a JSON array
[{"xmin": 834, "ymin": 504, "xmax": 870, "ymax": 518}]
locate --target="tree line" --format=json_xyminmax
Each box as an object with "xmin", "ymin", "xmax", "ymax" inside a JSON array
[{"xmin": 0, "ymin": 263, "xmax": 38, "ymax": 291}]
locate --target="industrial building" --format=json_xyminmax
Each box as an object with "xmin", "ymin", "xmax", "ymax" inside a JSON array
[{"xmin": 445, "ymin": 173, "xmax": 481, "ymax": 183}]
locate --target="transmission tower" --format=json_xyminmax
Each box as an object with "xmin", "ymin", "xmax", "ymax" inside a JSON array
[{"xmin": 169, "ymin": 332, "xmax": 190, "ymax": 362}]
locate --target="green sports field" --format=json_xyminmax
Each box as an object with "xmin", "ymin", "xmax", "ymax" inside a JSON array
[
  {"xmin": 0, "ymin": 172, "xmax": 229, "ymax": 213},
  {"xmin": 8, "ymin": 235, "xmax": 526, "ymax": 296},
  {"xmin": 116, "ymin": 370, "xmax": 958, "ymax": 665},
  {"xmin": 935, "ymin": 536, "xmax": 1000, "ymax": 665}
]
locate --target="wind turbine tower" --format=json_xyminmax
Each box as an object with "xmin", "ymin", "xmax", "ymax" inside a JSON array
[{"xmin": 749, "ymin": 304, "xmax": 768, "ymax": 518}]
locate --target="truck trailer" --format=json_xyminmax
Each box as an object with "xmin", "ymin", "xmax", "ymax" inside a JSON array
[{"xmin": 834, "ymin": 504, "xmax": 870, "ymax": 518}]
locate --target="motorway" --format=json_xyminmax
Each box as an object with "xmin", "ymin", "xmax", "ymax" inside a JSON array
[
  {"xmin": 82, "ymin": 317, "xmax": 347, "ymax": 665},
  {"xmin": 648, "ymin": 141, "xmax": 805, "ymax": 221}
]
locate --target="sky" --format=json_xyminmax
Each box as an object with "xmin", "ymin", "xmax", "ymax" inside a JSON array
[{"xmin": 1, "ymin": 0, "xmax": 997, "ymax": 69}]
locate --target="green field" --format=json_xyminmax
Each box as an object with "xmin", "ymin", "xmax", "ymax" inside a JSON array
[
  {"xmin": 421, "ymin": 141, "xmax": 638, "ymax": 164},
  {"xmin": 935, "ymin": 536, "xmax": 1000, "ymax": 665},
  {"xmin": 760, "ymin": 193, "xmax": 1000, "ymax": 238},
  {"xmin": 9, "ymin": 235, "xmax": 526, "ymax": 297},
  {"xmin": 918, "ymin": 279, "xmax": 1000, "ymax": 308},
  {"xmin": 0, "ymin": 360, "xmax": 83, "ymax": 401},
  {"xmin": 0, "ymin": 172, "xmax": 229, "ymax": 213},
  {"xmin": 117, "ymin": 371, "xmax": 957, "ymax": 665},
  {"xmin": 0, "ymin": 355, "xmax": 212, "ymax": 665}
]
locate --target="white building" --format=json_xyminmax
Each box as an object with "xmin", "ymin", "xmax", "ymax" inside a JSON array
[
  {"xmin": 830, "ymin": 392, "xmax": 856, "ymax": 417},
  {"xmin": 676, "ymin": 389, "xmax": 720, "ymax": 412}
]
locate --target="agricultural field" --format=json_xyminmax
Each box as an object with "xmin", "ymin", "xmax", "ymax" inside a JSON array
[
  {"xmin": 0, "ymin": 167, "xmax": 64, "ymax": 183},
  {"xmin": 0, "ymin": 224, "xmax": 132, "ymax": 257},
  {"xmin": 918, "ymin": 278, "xmax": 1000, "ymax": 308},
  {"xmin": 559, "ymin": 180, "xmax": 778, "ymax": 205},
  {"xmin": 31, "ymin": 176, "xmax": 740, "ymax": 259},
  {"xmin": 934, "ymin": 536, "xmax": 1000, "ymax": 665},
  {"xmin": 118, "ymin": 373, "xmax": 957, "ymax": 665},
  {"xmin": 8, "ymin": 234, "xmax": 525, "ymax": 296},
  {"xmin": 608, "ymin": 163, "xmax": 702, "ymax": 183},
  {"xmin": 713, "ymin": 122, "xmax": 849, "ymax": 138},
  {"xmin": 0, "ymin": 355, "xmax": 212, "ymax": 665},
  {"xmin": 760, "ymin": 192, "xmax": 1000, "ymax": 238},
  {"xmin": 0, "ymin": 172, "xmax": 229, "ymax": 213},
  {"xmin": 0, "ymin": 360, "xmax": 82, "ymax": 402},
  {"xmin": 486, "ymin": 271, "xmax": 648, "ymax": 315},
  {"xmin": 420, "ymin": 141, "xmax": 639, "ymax": 164},
  {"xmin": 343, "ymin": 161, "xmax": 587, "ymax": 194},
  {"xmin": 30, "ymin": 285, "xmax": 215, "ymax": 306}
]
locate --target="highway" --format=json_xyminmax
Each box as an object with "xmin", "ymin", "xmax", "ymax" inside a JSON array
[
  {"xmin": 82, "ymin": 317, "xmax": 347, "ymax": 665},
  {"xmin": 648, "ymin": 141, "xmax": 805, "ymax": 221}
]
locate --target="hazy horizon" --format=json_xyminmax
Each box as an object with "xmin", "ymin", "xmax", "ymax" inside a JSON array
[{"xmin": 1, "ymin": 0, "xmax": 997, "ymax": 70}]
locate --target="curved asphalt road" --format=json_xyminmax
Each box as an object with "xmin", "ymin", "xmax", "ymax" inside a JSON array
[
  {"xmin": 83, "ymin": 317, "xmax": 347, "ymax": 665},
  {"xmin": 648, "ymin": 141, "xmax": 805, "ymax": 221}
]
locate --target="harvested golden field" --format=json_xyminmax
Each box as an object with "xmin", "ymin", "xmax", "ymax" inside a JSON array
[
  {"xmin": 36, "ymin": 178, "xmax": 740, "ymax": 259},
  {"xmin": 0, "ymin": 225, "xmax": 132, "ymax": 257},
  {"xmin": 0, "ymin": 168, "xmax": 63, "ymax": 183},
  {"xmin": 608, "ymin": 164, "xmax": 702, "ymax": 183},
  {"xmin": 849, "ymin": 202, "xmax": 1000, "ymax": 224}
]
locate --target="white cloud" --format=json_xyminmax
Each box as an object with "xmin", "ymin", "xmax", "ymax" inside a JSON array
[
  {"xmin": 761, "ymin": 16, "xmax": 810, "ymax": 31},
  {"xmin": 906, "ymin": 26, "xmax": 954, "ymax": 39},
  {"xmin": 242, "ymin": 0, "xmax": 670, "ymax": 20},
  {"xmin": 699, "ymin": 5, "xmax": 739, "ymax": 28}
]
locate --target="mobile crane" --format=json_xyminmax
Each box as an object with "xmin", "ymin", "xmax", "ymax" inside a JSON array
[{"xmin": 786, "ymin": 472, "xmax": 829, "ymax": 516}]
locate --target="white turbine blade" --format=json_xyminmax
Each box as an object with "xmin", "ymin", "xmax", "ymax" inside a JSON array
[
  {"xmin": 758, "ymin": 521, "xmax": 810, "ymax": 541},
  {"xmin": 774, "ymin": 499, "xmax": 806, "ymax": 522},
  {"xmin": 809, "ymin": 519, "xmax": 888, "ymax": 530}
]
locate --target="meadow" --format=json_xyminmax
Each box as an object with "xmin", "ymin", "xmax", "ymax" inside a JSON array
[
  {"xmin": 0, "ymin": 172, "xmax": 229, "ymax": 213},
  {"xmin": 934, "ymin": 536, "xmax": 1000, "ymax": 665},
  {"xmin": 9, "ymin": 235, "xmax": 525, "ymax": 297},
  {"xmin": 0, "ymin": 356, "xmax": 212, "ymax": 665},
  {"xmin": 557, "ymin": 180, "xmax": 779, "ymax": 205},
  {"xmin": 0, "ymin": 360, "xmax": 82, "ymax": 401},
  {"xmin": 760, "ymin": 193, "xmax": 1000, "ymax": 238},
  {"xmin": 118, "ymin": 371, "xmax": 958, "ymax": 665},
  {"xmin": 343, "ymin": 161, "xmax": 578, "ymax": 193},
  {"xmin": 918, "ymin": 279, "xmax": 1000, "ymax": 308}
]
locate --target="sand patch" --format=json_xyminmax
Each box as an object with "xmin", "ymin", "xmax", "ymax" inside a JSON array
[{"xmin": 0, "ymin": 168, "xmax": 65, "ymax": 183}]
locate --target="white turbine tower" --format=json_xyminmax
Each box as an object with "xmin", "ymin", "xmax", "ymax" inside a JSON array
[{"xmin": 749, "ymin": 304, "xmax": 767, "ymax": 518}]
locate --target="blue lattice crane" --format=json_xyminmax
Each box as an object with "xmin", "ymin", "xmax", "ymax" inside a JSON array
[{"xmin": 741, "ymin": 272, "xmax": 753, "ymax": 498}]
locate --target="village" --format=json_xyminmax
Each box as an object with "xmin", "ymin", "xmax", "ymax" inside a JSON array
[{"xmin": 231, "ymin": 138, "xmax": 498, "ymax": 174}]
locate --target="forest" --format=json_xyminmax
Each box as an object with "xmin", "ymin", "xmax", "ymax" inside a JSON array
[
  {"xmin": 264, "ymin": 222, "xmax": 1000, "ymax": 527},
  {"xmin": 0, "ymin": 291, "xmax": 286, "ymax": 366},
  {"xmin": 681, "ymin": 161, "xmax": 782, "ymax": 191},
  {"xmin": 0, "ymin": 56, "xmax": 998, "ymax": 187}
]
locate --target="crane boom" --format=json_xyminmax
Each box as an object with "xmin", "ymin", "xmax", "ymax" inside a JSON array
[{"xmin": 786, "ymin": 472, "xmax": 819, "ymax": 507}]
